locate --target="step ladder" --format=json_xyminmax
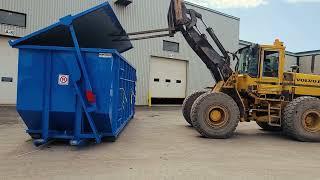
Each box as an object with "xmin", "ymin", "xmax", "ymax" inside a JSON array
[
  {"xmin": 268, "ymin": 103, "xmax": 282, "ymax": 127},
  {"xmin": 258, "ymin": 95, "xmax": 285, "ymax": 127}
]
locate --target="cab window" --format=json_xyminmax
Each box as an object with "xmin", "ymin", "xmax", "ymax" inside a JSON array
[
  {"xmin": 238, "ymin": 45, "xmax": 259, "ymax": 77},
  {"xmin": 262, "ymin": 51, "xmax": 279, "ymax": 77}
]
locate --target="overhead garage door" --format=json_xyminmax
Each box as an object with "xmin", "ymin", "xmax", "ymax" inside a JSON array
[
  {"xmin": 0, "ymin": 37, "xmax": 18, "ymax": 105},
  {"xmin": 149, "ymin": 57, "xmax": 187, "ymax": 98}
]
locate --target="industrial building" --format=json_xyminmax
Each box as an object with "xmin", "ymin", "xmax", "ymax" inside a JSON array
[
  {"xmin": 0, "ymin": 0, "xmax": 240, "ymax": 105},
  {"xmin": 1, "ymin": 0, "xmax": 318, "ymax": 106}
]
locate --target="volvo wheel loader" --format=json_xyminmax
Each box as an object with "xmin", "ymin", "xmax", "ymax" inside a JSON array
[{"xmin": 126, "ymin": 0, "xmax": 320, "ymax": 141}]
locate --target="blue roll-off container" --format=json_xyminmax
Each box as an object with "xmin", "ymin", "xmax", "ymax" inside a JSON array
[{"xmin": 9, "ymin": 3, "xmax": 136, "ymax": 146}]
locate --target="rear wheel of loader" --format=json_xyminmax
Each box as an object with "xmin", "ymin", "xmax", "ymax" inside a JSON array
[
  {"xmin": 256, "ymin": 122, "xmax": 282, "ymax": 132},
  {"xmin": 283, "ymin": 96, "xmax": 320, "ymax": 142},
  {"xmin": 182, "ymin": 90, "xmax": 208, "ymax": 126},
  {"xmin": 191, "ymin": 92, "xmax": 240, "ymax": 139}
]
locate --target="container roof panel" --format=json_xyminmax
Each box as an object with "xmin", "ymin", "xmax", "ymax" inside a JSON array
[{"xmin": 9, "ymin": 2, "xmax": 132, "ymax": 53}]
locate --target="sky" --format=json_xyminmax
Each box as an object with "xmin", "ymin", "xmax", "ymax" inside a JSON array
[{"xmin": 187, "ymin": 0, "xmax": 320, "ymax": 52}]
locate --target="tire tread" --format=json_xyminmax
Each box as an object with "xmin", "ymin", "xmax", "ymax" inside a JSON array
[
  {"xmin": 182, "ymin": 90, "xmax": 207, "ymax": 126},
  {"xmin": 283, "ymin": 96, "xmax": 320, "ymax": 141},
  {"xmin": 191, "ymin": 92, "xmax": 240, "ymax": 139}
]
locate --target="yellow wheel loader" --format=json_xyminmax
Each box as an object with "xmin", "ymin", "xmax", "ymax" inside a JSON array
[{"xmin": 126, "ymin": 0, "xmax": 320, "ymax": 141}]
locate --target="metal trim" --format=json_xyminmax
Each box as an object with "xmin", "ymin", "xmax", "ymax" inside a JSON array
[{"xmin": 185, "ymin": 1, "xmax": 240, "ymax": 21}]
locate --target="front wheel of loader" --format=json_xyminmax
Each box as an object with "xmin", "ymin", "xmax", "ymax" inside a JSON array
[
  {"xmin": 256, "ymin": 122, "xmax": 282, "ymax": 132},
  {"xmin": 182, "ymin": 90, "xmax": 208, "ymax": 126},
  {"xmin": 191, "ymin": 92, "xmax": 240, "ymax": 139},
  {"xmin": 283, "ymin": 96, "xmax": 320, "ymax": 142}
]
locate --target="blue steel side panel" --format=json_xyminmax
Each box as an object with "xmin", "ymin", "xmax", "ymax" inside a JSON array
[
  {"xmin": 13, "ymin": 46, "xmax": 136, "ymax": 72},
  {"xmin": 50, "ymin": 51, "xmax": 77, "ymax": 112},
  {"xmin": 16, "ymin": 47, "xmax": 136, "ymax": 143},
  {"xmin": 112, "ymin": 53, "xmax": 136, "ymax": 137},
  {"xmin": 84, "ymin": 52, "xmax": 113, "ymax": 114},
  {"xmin": 17, "ymin": 49, "xmax": 47, "ymax": 110},
  {"xmin": 111, "ymin": 54, "xmax": 120, "ymax": 135},
  {"xmin": 17, "ymin": 49, "xmax": 77, "ymax": 112}
]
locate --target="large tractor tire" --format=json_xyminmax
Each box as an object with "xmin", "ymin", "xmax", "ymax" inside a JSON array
[
  {"xmin": 256, "ymin": 122, "xmax": 282, "ymax": 132},
  {"xmin": 182, "ymin": 90, "xmax": 208, "ymax": 126},
  {"xmin": 283, "ymin": 96, "xmax": 320, "ymax": 142},
  {"xmin": 191, "ymin": 92, "xmax": 240, "ymax": 139}
]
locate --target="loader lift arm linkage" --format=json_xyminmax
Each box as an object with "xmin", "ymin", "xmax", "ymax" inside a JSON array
[{"xmin": 124, "ymin": 0, "xmax": 234, "ymax": 82}]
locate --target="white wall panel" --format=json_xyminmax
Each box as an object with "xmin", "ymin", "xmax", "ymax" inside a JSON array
[
  {"xmin": 284, "ymin": 55, "xmax": 297, "ymax": 72},
  {"xmin": 0, "ymin": 37, "xmax": 18, "ymax": 104},
  {"xmin": 299, "ymin": 56, "xmax": 312, "ymax": 74},
  {"xmin": 0, "ymin": 0, "xmax": 240, "ymax": 105}
]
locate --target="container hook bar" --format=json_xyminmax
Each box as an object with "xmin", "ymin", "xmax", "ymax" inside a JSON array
[{"xmin": 114, "ymin": 28, "xmax": 175, "ymax": 41}]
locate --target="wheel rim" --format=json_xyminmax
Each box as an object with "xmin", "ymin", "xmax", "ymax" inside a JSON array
[
  {"xmin": 205, "ymin": 105, "xmax": 229, "ymax": 128},
  {"xmin": 302, "ymin": 110, "xmax": 320, "ymax": 133}
]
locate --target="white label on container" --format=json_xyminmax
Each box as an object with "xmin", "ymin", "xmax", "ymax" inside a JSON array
[
  {"xmin": 99, "ymin": 53, "xmax": 112, "ymax": 58},
  {"xmin": 58, "ymin": 74, "xmax": 69, "ymax": 86}
]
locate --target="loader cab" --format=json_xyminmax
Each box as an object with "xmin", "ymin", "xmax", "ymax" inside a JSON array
[
  {"xmin": 258, "ymin": 40, "xmax": 286, "ymax": 94},
  {"xmin": 237, "ymin": 39, "xmax": 286, "ymax": 95}
]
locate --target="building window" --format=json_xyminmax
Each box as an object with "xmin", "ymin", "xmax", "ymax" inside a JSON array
[
  {"xmin": 1, "ymin": 77, "xmax": 13, "ymax": 82},
  {"xmin": 163, "ymin": 40, "xmax": 179, "ymax": 53},
  {"xmin": 115, "ymin": 0, "xmax": 132, "ymax": 6},
  {"xmin": 0, "ymin": 9, "xmax": 26, "ymax": 27}
]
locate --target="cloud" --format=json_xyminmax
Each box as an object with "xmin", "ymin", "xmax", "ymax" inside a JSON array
[
  {"xmin": 187, "ymin": 0, "xmax": 268, "ymax": 9},
  {"xmin": 286, "ymin": 0, "xmax": 320, "ymax": 3}
]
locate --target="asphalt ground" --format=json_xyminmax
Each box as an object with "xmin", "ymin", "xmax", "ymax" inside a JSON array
[{"xmin": 0, "ymin": 106, "xmax": 319, "ymax": 180}]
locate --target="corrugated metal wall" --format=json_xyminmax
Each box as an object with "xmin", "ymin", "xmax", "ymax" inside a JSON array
[
  {"xmin": 0, "ymin": 0, "xmax": 240, "ymax": 105},
  {"xmin": 299, "ymin": 56, "xmax": 312, "ymax": 74},
  {"xmin": 314, "ymin": 55, "xmax": 320, "ymax": 74},
  {"xmin": 0, "ymin": 0, "xmax": 107, "ymax": 37},
  {"xmin": 284, "ymin": 55, "xmax": 297, "ymax": 72},
  {"xmin": 298, "ymin": 55, "xmax": 320, "ymax": 74}
]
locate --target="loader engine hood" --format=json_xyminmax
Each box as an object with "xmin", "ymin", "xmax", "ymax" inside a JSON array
[{"xmin": 295, "ymin": 73, "xmax": 320, "ymax": 87}]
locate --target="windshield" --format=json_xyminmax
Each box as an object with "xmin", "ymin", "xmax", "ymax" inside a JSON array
[{"xmin": 237, "ymin": 45, "xmax": 259, "ymax": 77}]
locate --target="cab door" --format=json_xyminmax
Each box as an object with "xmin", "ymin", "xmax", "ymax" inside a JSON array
[{"xmin": 257, "ymin": 48, "xmax": 284, "ymax": 95}]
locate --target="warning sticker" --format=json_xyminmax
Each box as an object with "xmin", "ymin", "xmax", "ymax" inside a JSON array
[{"xmin": 58, "ymin": 74, "xmax": 69, "ymax": 86}]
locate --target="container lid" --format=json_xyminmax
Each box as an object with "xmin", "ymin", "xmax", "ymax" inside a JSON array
[{"xmin": 9, "ymin": 2, "xmax": 132, "ymax": 53}]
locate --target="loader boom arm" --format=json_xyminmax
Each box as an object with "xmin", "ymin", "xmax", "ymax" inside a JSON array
[
  {"xmin": 168, "ymin": 0, "xmax": 233, "ymax": 82},
  {"xmin": 123, "ymin": 0, "xmax": 234, "ymax": 82}
]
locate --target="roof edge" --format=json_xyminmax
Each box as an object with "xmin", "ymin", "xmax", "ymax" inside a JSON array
[
  {"xmin": 240, "ymin": 39, "xmax": 320, "ymax": 57},
  {"xmin": 239, "ymin": 40, "xmax": 252, "ymax": 46},
  {"xmin": 295, "ymin": 50, "xmax": 320, "ymax": 56},
  {"xmin": 185, "ymin": 1, "xmax": 240, "ymax": 21}
]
